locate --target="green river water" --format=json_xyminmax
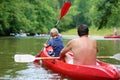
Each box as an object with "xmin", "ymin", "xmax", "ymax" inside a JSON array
[{"xmin": 0, "ymin": 36, "xmax": 120, "ymax": 80}]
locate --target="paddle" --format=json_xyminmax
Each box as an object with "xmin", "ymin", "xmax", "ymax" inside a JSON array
[
  {"xmin": 14, "ymin": 54, "xmax": 59, "ymax": 63},
  {"xmin": 14, "ymin": 53, "xmax": 120, "ymax": 63},
  {"xmin": 46, "ymin": 1, "xmax": 71, "ymax": 43},
  {"xmin": 97, "ymin": 53, "xmax": 120, "ymax": 60},
  {"xmin": 45, "ymin": 1, "xmax": 71, "ymax": 46},
  {"xmin": 45, "ymin": 2, "xmax": 71, "ymax": 44},
  {"xmin": 55, "ymin": 1, "xmax": 71, "ymax": 27}
]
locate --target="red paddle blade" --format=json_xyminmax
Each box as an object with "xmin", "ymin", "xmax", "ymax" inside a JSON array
[{"xmin": 59, "ymin": 1, "xmax": 71, "ymax": 20}]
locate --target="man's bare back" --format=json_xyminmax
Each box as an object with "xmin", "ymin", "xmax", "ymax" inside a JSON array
[
  {"xmin": 70, "ymin": 36, "xmax": 97, "ymax": 65},
  {"xmin": 60, "ymin": 24, "xmax": 98, "ymax": 65}
]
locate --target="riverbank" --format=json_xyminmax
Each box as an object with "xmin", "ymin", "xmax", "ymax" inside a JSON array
[{"xmin": 62, "ymin": 27, "xmax": 120, "ymax": 36}]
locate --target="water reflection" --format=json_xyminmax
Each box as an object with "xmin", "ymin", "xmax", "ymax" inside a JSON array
[{"xmin": 13, "ymin": 63, "xmax": 67, "ymax": 80}]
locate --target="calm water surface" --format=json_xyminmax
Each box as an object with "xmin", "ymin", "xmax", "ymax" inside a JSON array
[{"xmin": 0, "ymin": 36, "xmax": 120, "ymax": 80}]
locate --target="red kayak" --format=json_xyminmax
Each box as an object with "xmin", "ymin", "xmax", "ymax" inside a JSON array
[
  {"xmin": 34, "ymin": 46, "xmax": 119, "ymax": 80},
  {"xmin": 104, "ymin": 35, "xmax": 120, "ymax": 38}
]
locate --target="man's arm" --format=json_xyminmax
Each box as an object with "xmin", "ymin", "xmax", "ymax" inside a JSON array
[
  {"xmin": 60, "ymin": 41, "xmax": 72, "ymax": 59},
  {"xmin": 93, "ymin": 40, "xmax": 98, "ymax": 52}
]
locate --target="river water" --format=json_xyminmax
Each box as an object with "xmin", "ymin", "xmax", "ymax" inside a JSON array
[{"xmin": 0, "ymin": 36, "xmax": 120, "ymax": 80}]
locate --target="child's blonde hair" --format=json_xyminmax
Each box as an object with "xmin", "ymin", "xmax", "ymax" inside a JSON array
[{"xmin": 50, "ymin": 28, "xmax": 59, "ymax": 37}]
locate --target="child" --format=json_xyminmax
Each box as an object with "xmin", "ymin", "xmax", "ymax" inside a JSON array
[{"xmin": 44, "ymin": 28, "xmax": 64, "ymax": 57}]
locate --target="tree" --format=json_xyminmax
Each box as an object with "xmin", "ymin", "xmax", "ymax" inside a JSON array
[{"xmin": 88, "ymin": 0, "xmax": 120, "ymax": 29}]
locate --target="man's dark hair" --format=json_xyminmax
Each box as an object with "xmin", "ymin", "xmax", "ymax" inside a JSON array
[{"xmin": 77, "ymin": 24, "xmax": 89, "ymax": 37}]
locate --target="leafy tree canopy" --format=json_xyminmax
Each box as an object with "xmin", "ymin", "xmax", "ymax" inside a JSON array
[{"xmin": 0, "ymin": 0, "xmax": 120, "ymax": 35}]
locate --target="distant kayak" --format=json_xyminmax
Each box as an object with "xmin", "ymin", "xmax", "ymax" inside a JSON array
[
  {"xmin": 104, "ymin": 35, "xmax": 120, "ymax": 38},
  {"xmin": 15, "ymin": 33, "xmax": 27, "ymax": 37},
  {"xmin": 34, "ymin": 33, "xmax": 49, "ymax": 37}
]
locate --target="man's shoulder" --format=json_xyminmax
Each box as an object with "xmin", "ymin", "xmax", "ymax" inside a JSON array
[{"xmin": 70, "ymin": 38, "xmax": 79, "ymax": 43}]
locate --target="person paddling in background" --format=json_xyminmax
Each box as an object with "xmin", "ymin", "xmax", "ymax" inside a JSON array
[
  {"xmin": 60, "ymin": 24, "xmax": 98, "ymax": 65},
  {"xmin": 114, "ymin": 27, "xmax": 118, "ymax": 36},
  {"xmin": 44, "ymin": 28, "xmax": 64, "ymax": 57}
]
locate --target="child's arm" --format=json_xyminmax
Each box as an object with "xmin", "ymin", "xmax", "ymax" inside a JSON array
[{"xmin": 44, "ymin": 38, "xmax": 53, "ymax": 47}]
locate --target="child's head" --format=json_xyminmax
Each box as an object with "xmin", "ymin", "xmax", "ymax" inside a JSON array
[{"xmin": 50, "ymin": 28, "xmax": 59, "ymax": 37}]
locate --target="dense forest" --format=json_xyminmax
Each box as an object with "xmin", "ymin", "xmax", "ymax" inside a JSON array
[{"xmin": 0, "ymin": 0, "xmax": 120, "ymax": 36}]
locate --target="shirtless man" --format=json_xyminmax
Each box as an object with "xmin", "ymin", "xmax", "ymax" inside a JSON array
[{"xmin": 60, "ymin": 24, "xmax": 98, "ymax": 65}]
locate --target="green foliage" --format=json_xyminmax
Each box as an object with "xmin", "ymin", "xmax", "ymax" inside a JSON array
[
  {"xmin": 0, "ymin": 0, "xmax": 58, "ymax": 35},
  {"xmin": 0, "ymin": 0, "xmax": 120, "ymax": 35},
  {"xmin": 88, "ymin": 0, "xmax": 120, "ymax": 29}
]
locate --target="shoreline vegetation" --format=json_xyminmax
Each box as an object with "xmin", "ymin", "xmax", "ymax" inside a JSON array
[
  {"xmin": 1, "ymin": 27, "xmax": 120, "ymax": 37},
  {"xmin": 62, "ymin": 27, "xmax": 120, "ymax": 36}
]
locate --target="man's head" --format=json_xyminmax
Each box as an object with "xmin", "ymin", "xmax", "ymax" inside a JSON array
[
  {"xmin": 77, "ymin": 24, "xmax": 89, "ymax": 37},
  {"xmin": 50, "ymin": 28, "xmax": 59, "ymax": 37}
]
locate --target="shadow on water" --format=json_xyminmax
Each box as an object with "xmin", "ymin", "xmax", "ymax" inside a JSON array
[{"xmin": 0, "ymin": 36, "xmax": 120, "ymax": 80}]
